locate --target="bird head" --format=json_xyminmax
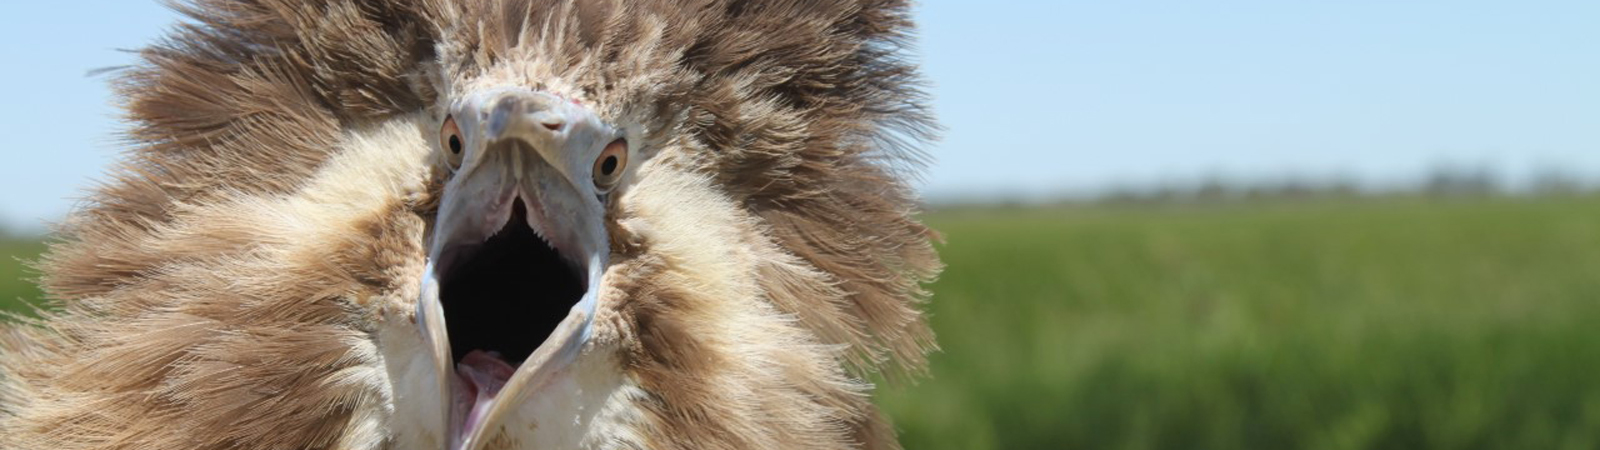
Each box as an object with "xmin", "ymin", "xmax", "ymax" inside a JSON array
[
  {"xmin": 418, "ymin": 87, "xmax": 622, "ymax": 449},
  {"xmin": 3, "ymin": 1, "xmax": 941, "ymax": 449},
  {"xmin": 416, "ymin": 66, "xmax": 682, "ymax": 446}
]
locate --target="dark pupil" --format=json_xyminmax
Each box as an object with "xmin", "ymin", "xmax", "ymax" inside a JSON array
[
  {"xmin": 448, "ymin": 135, "xmax": 462, "ymax": 154},
  {"xmin": 600, "ymin": 156, "xmax": 618, "ymax": 175}
]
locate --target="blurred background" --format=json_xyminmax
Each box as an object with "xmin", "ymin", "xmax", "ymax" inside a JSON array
[{"xmin": 3, "ymin": 1, "xmax": 1599, "ymax": 448}]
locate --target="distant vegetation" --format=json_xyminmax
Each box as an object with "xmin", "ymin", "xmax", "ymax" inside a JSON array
[
  {"xmin": 881, "ymin": 194, "xmax": 1600, "ymax": 449},
  {"xmin": 0, "ymin": 239, "xmax": 44, "ymax": 315},
  {"xmin": 5, "ymin": 191, "xmax": 1600, "ymax": 449},
  {"xmin": 939, "ymin": 166, "xmax": 1600, "ymax": 208}
]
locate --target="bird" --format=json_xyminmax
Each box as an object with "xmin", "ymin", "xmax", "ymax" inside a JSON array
[{"xmin": 0, "ymin": 0, "xmax": 941, "ymax": 449}]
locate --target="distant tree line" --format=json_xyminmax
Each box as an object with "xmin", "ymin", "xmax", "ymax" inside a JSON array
[
  {"xmin": 1083, "ymin": 165, "xmax": 1600, "ymax": 206},
  {"xmin": 929, "ymin": 165, "xmax": 1600, "ymax": 209}
]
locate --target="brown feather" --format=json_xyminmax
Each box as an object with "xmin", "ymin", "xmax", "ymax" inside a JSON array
[{"xmin": 2, "ymin": 0, "xmax": 940, "ymax": 448}]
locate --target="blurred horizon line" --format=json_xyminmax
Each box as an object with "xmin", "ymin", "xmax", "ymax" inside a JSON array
[
  {"xmin": 922, "ymin": 160, "xmax": 1600, "ymax": 206},
  {"xmin": 8, "ymin": 162, "xmax": 1600, "ymax": 237}
]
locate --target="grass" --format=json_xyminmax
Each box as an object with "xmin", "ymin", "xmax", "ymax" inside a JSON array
[
  {"xmin": 0, "ymin": 239, "xmax": 44, "ymax": 315},
  {"xmin": 6, "ymin": 196, "xmax": 1600, "ymax": 449},
  {"xmin": 877, "ymin": 196, "xmax": 1600, "ymax": 449}
]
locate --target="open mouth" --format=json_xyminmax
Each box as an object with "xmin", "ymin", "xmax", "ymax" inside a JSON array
[
  {"xmin": 419, "ymin": 87, "xmax": 620, "ymax": 450},
  {"xmin": 433, "ymin": 197, "xmax": 586, "ymax": 427}
]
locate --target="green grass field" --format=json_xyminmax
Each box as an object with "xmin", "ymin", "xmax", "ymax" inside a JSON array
[
  {"xmin": 6, "ymin": 196, "xmax": 1600, "ymax": 449},
  {"xmin": 0, "ymin": 239, "xmax": 44, "ymax": 316},
  {"xmin": 878, "ymin": 196, "xmax": 1600, "ymax": 449}
]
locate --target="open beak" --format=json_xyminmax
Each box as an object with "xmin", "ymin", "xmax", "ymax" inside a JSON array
[{"xmin": 414, "ymin": 89, "xmax": 612, "ymax": 450}]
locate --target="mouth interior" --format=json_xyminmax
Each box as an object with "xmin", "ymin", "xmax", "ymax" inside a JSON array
[{"xmin": 437, "ymin": 198, "xmax": 586, "ymax": 368}]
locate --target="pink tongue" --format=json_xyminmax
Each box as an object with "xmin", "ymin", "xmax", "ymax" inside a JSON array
[{"xmin": 453, "ymin": 350, "xmax": 516, "ymax": 441}]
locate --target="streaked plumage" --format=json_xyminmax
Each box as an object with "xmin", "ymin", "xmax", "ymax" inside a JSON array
[{"xmin": 0, "ymin": 1, "xmax": 940, "ymax": 449}]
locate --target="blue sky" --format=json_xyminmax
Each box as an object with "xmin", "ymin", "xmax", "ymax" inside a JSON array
[{"xmin": 3, "ymin": 0, "xmax": 1598, "ymax": 230}]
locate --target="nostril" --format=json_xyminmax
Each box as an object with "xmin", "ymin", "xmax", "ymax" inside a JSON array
[{"xmin": 541, "ymin": 120, "xmax": 563, "ymax": 132}]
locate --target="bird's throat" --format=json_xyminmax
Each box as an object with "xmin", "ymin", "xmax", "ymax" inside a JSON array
[
  {"xmin": 424, "ymin": 190, "xmax": 601, "ymax": 450},
  {"xmin": 435, "ymin": 198, "xmax": 585, "ymax": 366}
]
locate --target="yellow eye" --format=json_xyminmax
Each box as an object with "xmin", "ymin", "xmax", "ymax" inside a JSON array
[
  {"xmin": 440, "ymin": 115, "xmax": 463, "ymax": 167},
  {"xmin": 593, "ymin": 139, "xmax": 628, "ymax": 192}
]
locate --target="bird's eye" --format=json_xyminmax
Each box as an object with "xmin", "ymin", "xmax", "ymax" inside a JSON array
[
  {"xmin": 440, "ymin": 115, "xmax": 463, "ymax": 168},
  {"xmin": 593, "ymin": 138, "xmax": 628, "ymax": 192}
]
